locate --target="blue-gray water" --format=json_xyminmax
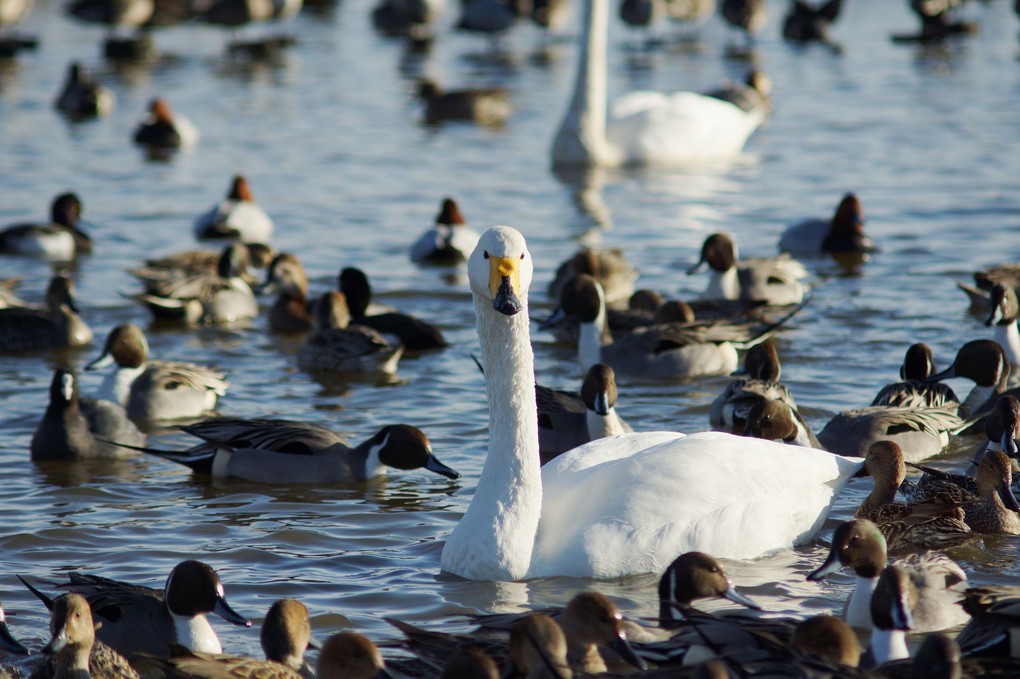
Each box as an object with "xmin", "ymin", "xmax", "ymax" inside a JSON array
[{"xmin": 2, "ymin": 0, "xmax": 1020, "ymax": 664}]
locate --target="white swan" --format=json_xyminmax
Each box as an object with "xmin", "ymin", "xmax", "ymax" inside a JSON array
[
  {"xmin": 550, "ymin": 0, "xmax": 768, "ymax": 168},
  {"xmin": 440, "ymin": 226, "xmax": 863, "ymax": 581}
]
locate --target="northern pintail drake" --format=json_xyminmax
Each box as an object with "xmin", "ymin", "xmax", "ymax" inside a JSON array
[
  {"xmin": 338, "ymin": 267, "xmax": 447, "ymax": 351},
  {"xmin": 852, "ymin": 441, "xmax": 974, "ymax": 551},
  {"xmin": 742, "ymin": 398, "xmax": 823, "ymax": 449},
  {"xmin": 0, "ymin": 192, "xmax": 90, "ymax": 258},
  {"xmin": 703, "ymin": 71, "xmax": 773, "ymax": 115},
  {"xmin": 688, "ymin": 233, "xmax": 808, "ymax": 306},
  {"xmin": 258, "ymin": 253, "xmax": 313, "ymax": 332},
  {"xmin": 956, "ymin": 585, "xmax": 1020, "ymax": 658},
  {"xmin": 551, "ymin": 0, "xmax": 767, "ymax": 168},
  {"xmin": 537, "ymin": 363, "xmax": 631, "ymax": 464},
  {"xmin": 19, "ymin": 560, "xmax": 251, "ymax": 658},
  {"xmin": 130, "ymin": 243, "xmax": 258, "ymax": 324},
  {"xmin": 131, "ymin": 243, "xmax": 276, "ymax": 284},
  {"xmin": 316, "ymin": 632, "xmax": 388, "ymax": 679},
  {"xmin": 779, "ymin": 192, "xmax": 875, "ymax": 255},
  {"xmin": 550, "ymin": 273, "xmax": 795, "ymax": 380},
  {"xmin": 130, "ymin": 599, "xmax": 316, "ymax": 679},
  {"xmin": 440, "ymin": 226, "xmax": 862, "ymax": 580},
  {"xmin": 297, "ymin": 291, "xmax": 403, "ymax": 375},
  {"xmin": 471, "ymin": 550, "xmax": 759, "ymax": 646},
  {"xmin": 87, "ymin": 323, "xmax": 228, "ymax": 420},
  {"xmin": 816, "ymin": 402, "xmax": 966, "ymax": 462},
  {"xmin": 807, "ymin": 518, "xmax": 969, "ymax": 632},
  {"xmin": 194, "ymin": 175, "xmax": 274, "ymax": 243},
  {"xmin": 134, "ymin": 98, "xmax": 199, "ymax": 150},
  {"xmin": 0, "ymin": 275, "xmax": 93, "ymax": 352},
  {"xmin": 958, "ymin": 262, "xmax": 1020, "ymax": 309},
  {"xmin": 143, "ymin": 417, "xmax": 458, "ymax": 482},
  {"xmin": 926, "ymin": 339, "xmax": 1014, "ymax": 417},
  {"xmin": 859, "ymin": 566, "xmax": 914, "ymax": 667},
  {"xmin": 709, "ymin": 342, "xmax": 799, "ymax": 431},
  {"xmin": 984, "ymin": 283, "xmax": 1020, "ymax": 366},
  {"xmin": 547, "ymin": 247, "xmax": 638, "ymax": 307},
  {"xmin": 781, "ymin": 0, "xmax": 842, "ymax": 45},
  {"xmin": 31, "ymin": 368, "xmax": 145, "ymax": 460},
  {"xmin": 410, "ymin": 197, "xmax": 480, "ymax": 266},
  {"xmin": 29, "ymin": 593, "xmax": 140, "ymax": 679},
  {"xmin": 871, "ymin": 342, "xmax": 959, "ymax": 409},
  {"xmin": 54, "ymin": 62, "xmax": 115, "ymax": 119},
  {"xmin": 0, "ymin": 597, "xmax": 28, "ymax": 656},
  {"xmin": 417, "ymin": 80, "xmax": 512, "ymax": 126}
]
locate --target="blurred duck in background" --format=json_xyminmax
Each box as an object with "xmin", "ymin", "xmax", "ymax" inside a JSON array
[
  {"xmin": 193, "ymin": 174, "xmax": 274, "ymax": 243},
  {"xmin": 54, "ymin": 62, "xmax": 115, "ymax": 119}
]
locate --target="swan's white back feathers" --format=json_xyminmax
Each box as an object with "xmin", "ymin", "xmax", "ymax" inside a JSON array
[{"xmin": 531, "ymin": 431, "xmax": 861, "ymax": 578}]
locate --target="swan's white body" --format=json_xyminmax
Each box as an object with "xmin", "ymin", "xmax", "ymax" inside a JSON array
[
  {"xmin": 551, "ymin": 0, "xmax": 766, "ymax": 168},
  {"xmin": 440, "ymin": 226, "xmax": 861, "ymax": 581}
]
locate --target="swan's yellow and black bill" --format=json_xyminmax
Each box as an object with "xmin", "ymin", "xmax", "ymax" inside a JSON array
[{"xmin": 489, "ymin": 256, "xmax": 522, "ymax": 315}]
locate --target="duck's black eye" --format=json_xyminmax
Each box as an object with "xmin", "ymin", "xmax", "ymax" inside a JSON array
[
  {"xmin": 520, "ymin": 252, "xmax": 525, "ymax": 260},
  {"xmin": 483, "ymin": 251, "xmax": 489, "ymax": 260}
]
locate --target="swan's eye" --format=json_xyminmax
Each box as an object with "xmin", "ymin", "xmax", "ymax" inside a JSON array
[{"xmin": 483, "ymin": 251, "xmax": 489, "ymax": 260}]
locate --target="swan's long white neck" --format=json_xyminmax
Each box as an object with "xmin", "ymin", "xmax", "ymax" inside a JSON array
[
  {"xmin": 551, "ymin": 0, "xmax": 619, "ymax": 167},
  {"xmin": 440, "ymin": 291, "xmax": 543, "ymax": 581}
]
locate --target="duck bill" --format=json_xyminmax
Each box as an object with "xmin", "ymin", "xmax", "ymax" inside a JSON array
[
  {"xmin": 593, "ymin": 391, "xmax": 610, "ymax": 416},
  {"xmin": 42, "ymin": 630, "xmax": 68, "ymax": 655},
  {"xmin": 538, "ymin": 304, "xmax": 567, "ymax": 331},
  {"xmin": 806, "ymin": 549, "xmax": 842, "ymax": 582},
  {"xmin": 925, "ymin": 365, "xmax": 956, "ymax": 383},
  {"xmin": 686, "ymin": 259, "xmax": 706, "ymax": 276},
  {"xmin": 425, "ymin": 455, "xmax": 460, "ymax": 479},
  {"xmin": 0, "ymin": 620, "xmax": 28, "ymax": 655},
  {"xmin": 85, "ymin": 350, "xmax": 114, "ymax": 371},
  {"xmin": 608, "ymin": 635, "xmax": 647, "ymax": 671},
  {"xmin": 213, "ymin": 596, "xmax": 252, "ymax": 628},
  {"xmin": 985, "ymin": 304, "xmax": 1004, "ymax": 328},
  {"xmin": 489, "ymin": 257, "xmax": 522, "ymax": 316},
  {"xmin": 723, "ymin": 582, "xmax": 761, "ymax": 610},
  {"xmin": 998, "ymin": 481, "xmax": 1020, "ymax": 512}
]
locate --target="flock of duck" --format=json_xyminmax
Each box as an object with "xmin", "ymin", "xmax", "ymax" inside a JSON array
[{"xmin": 4, "ymin": 0, "xmax": 1020, "ymax": 678}]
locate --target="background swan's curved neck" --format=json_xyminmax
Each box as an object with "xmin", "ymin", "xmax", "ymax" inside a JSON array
[
  {"xmin": 551, "ymin": 0, "xmax": 614, "ymax": 167},
  {"xmin": 442, "ymin": 294, "xmax": 542, "ymax": 581}
]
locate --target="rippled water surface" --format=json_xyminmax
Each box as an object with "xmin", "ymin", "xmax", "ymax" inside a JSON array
[{"xmin": 3, "ymin": 0, "xmax": 1020, "ymax": 663}]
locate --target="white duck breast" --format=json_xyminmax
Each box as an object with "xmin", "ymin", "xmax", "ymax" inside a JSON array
[
  {"xmin": 439, "ymin": 226, "xmax": 862, "ymax": 581},
  {"xmin": 194, "ymin": 176, "xmax": 273, "ymax": 243}
]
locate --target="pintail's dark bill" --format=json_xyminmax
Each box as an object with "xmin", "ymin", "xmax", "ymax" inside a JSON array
[
  {"xmin": 213, "ymin": 596, "xmax": 252, "ymax": 628},
  {"xmin": 426, "ymin": 456, "xmax": 460, "ymax": 479}
]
